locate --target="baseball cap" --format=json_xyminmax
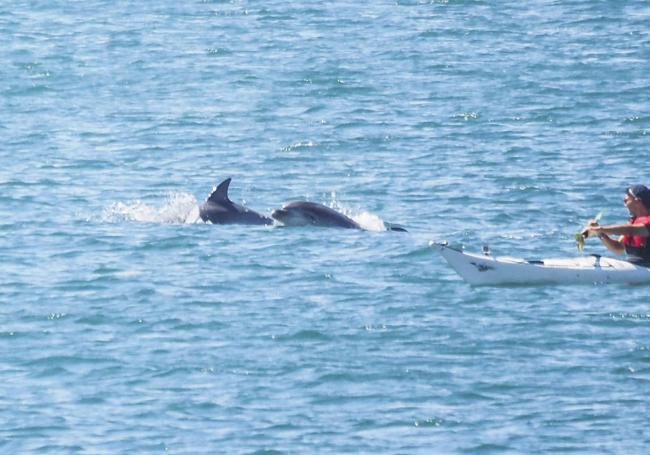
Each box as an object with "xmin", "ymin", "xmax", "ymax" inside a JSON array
[{"xmin": 627, "ymin": 184, "xmax": 650, "ymax": 208}]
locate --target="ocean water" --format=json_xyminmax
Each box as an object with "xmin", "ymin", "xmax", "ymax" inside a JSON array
[{"xmin": 2, "ymin": 1, "xmax": 650, "ymax": 453}]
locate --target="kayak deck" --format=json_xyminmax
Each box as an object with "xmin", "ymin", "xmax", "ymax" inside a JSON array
[{"xmin": 433, "ymin": 243, "xmax": 650, "ymax": 286}]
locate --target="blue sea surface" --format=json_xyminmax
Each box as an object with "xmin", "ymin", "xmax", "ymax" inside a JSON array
[{"xmin": 2, "ymin": 1, "xmax": 650, "ymax": 453}]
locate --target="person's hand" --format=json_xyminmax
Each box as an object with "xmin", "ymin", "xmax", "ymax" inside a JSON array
[
  {"xmin": 575, "ymin": 211, "xmax": 606, "ymax": 251},
  {"xmin": 581, "ymin": 220, "xmax": 600, "ymax": 238}
]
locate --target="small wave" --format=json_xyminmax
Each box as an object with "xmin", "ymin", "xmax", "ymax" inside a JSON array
[
  {"xmin": 452, "ymin": 111, "xmax": 480, "ymax": 121},
  {"xmin": 281, "ymin": 141, "xmax": 317, "ymax": 152},
  {"xmin": 102, "ymin": 192, "xmax": 201, "ymax": 224}
]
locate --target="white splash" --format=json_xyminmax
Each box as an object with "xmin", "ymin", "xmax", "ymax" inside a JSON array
[
  {"xmin": 328, "ymin": 192, "xmax": 387, "ymax": 232},
  {"xmin": 352, "ymin": 211, "xmax": 387, "ymax": 232},
  {"xmin": 103, "ymin": 192, "xmax": 201, "ymax": 224}
]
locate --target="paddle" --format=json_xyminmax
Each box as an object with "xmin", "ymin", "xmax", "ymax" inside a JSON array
[{"xmin": 575, "ymin": 210, "xmax": 605, "ymax": 251}]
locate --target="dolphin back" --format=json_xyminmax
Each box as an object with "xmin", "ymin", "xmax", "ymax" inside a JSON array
[
  {"xmin": 317, "ymin": 205, "xmax": 359, "ymax": 228},
  {"xmin": 282, "ymin": 201, "xmax": 361, "ymax": 229}
]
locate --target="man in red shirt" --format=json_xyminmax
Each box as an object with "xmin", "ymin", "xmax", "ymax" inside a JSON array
[{"xmin": 585, "ymin": 184, "xmax": 650, "ymax": 263}]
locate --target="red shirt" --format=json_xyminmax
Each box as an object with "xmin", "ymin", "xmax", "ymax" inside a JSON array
[{"xmin": 622, "ymin": 215, "xmax": 650, "ymax": 261}]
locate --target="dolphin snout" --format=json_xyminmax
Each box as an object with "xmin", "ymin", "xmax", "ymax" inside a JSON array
[{"xmin": 271, "ymin": 208, "xmax": 288, "ymax": 221}]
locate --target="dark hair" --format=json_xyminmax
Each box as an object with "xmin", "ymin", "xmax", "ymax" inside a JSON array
[{"xmin": 628, "ymin": 184, "xmax": 650, "ymax": 209}]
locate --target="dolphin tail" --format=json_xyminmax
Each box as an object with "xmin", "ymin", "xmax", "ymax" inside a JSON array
[
  {"xmin": 384, "ymin": 222, "xmax": 408, "ymax": 232},
  {"xmin": 207, "ymin": 177, "xmax": 232, "ymax": 203}
]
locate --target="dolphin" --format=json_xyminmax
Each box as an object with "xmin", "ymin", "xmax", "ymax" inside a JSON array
[
  {"xmin": 272, "ymin": 201, "xmax": 360, "ymax": 229},
  {"xmin": 271, "ymin": 201, "xmax": 407, "ymax": 232},
  {"xmin": 199, "ymin": 178, "xmax": 273, "ymax": 225}
]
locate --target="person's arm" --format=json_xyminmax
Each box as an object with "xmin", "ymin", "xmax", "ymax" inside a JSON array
[
  {"xmin": 585, "ymin": 222, "xmax": 650, "ymax": 255},
  {"xmin": 591, "ymin": 223, "xmax": 650, "ymax": 237},
  {"xmin": 594, "ymin": 232, "xmax": 625, "ymax": 255}
]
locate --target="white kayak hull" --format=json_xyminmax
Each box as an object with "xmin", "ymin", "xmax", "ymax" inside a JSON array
[{"xmin": 433, "ymin": 243, "xmax": 650, "ymax": 286}]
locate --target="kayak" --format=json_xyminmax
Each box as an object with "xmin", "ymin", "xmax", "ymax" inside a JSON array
[{"xmin": 432, "ymin": 242, "xmax": 650, "ymax": 286}]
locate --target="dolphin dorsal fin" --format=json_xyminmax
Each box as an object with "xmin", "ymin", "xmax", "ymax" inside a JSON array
[{"xmin": 207, "ymin": 178, "xmax": 232, "ymax": 203}]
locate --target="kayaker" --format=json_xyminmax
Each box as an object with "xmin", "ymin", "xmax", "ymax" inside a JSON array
[{"xmin": 584, "ymin": 184, "xmax": 650, "ymax": 264}]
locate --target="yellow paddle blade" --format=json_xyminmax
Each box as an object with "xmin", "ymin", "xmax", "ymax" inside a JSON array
[
  {"xmin": 575, "ymin": 210, "xmax": 604, "ymax": 251},
  {"xmin": 594, "ymin": 210, "xmax": 605, "ymax": 223}
]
